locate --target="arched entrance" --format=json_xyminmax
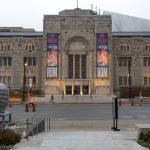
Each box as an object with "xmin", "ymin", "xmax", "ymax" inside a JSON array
[{"xmin": 64, "ymin": 36, "xmax": 91, "ymax": 96}]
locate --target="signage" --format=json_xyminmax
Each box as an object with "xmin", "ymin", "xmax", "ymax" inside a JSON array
[
  {"xmin": 96, "ymin": 33, "xmax": 108, "ymax": 77},
  {"xmin": 47, "ymin": 33, "xmax": 59, "ymax": 78}
]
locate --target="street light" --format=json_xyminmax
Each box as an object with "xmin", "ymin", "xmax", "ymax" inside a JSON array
[
  {"xmin": 22, "ymin": 62, "xmax": 27, "ymax": 101},
  {"xmin": 128, "ymin": 59, "xmax": 132, "ymax": 101}
]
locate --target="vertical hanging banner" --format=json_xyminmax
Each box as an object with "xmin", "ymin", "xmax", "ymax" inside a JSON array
[
  {"xmin": 47, "ymin": 33, "xmax": 59, "ymax": 78},
  {"xmin": 96, "ymin": 33, "xmax": 108, "ymax": 77}
]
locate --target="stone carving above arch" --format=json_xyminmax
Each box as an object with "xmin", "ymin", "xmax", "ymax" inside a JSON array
[{"xmin": 65, "ymin": 36, "xmax": 89, "ymax": 51}]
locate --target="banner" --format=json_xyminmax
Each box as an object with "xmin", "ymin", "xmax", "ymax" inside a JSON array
[
  {"xmin": 97, "ymin": 33, "xmax": 108, "ymax": 45},
  {"xmin": 47, "ymin": 67, "xmax": 58, "ymax": 78},
  {"xmin": 47, "ymin": 33, "xmax": 59, "ymax": 77},
  {"xmin": 96, "ymin": 33, "xmax": 108, "ymax": 77},
  {"xmin": 97, "ymin": 45, "xmax": 108, "ymax": 66},
  {"xmin": 47, "ymin": 45, "xmax": 58, "ymax": 66},
  {"xmin": 47, "ymin": 33, "xmax": 58, "ymax": 44},
  {"xmin": 97, "ymin": 66, "xmax": 108, "ymax": 77}
]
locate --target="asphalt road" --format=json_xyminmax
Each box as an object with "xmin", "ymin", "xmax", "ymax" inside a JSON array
[
  {"xmin": 7, "ymin": 103, "xmax": 150, "ymax": 121},
  {"xmin": 5, "ymin": 103, "xmax": 150, "ymax": 131}
]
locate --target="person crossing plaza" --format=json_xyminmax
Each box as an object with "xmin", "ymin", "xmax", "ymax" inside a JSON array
[{"xmin": 50, "ymin": 94, "xmax": 54, "ymax": 103}]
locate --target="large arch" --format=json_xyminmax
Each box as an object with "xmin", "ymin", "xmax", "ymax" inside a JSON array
[{"xmin": 65, "ymin": 36, "xmax": 89, "ymax": 51}]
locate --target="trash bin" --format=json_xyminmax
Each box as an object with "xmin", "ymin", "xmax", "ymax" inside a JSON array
[{"xmin": 0, "ymin": 83, "xmax": 9, "ymax": 114}]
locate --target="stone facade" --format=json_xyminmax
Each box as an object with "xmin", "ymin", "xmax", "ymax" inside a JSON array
[
  {"xmin": 0, "ymin": 27, "xmax": 43, "ymax": 93},
  {"xmin": 43, "ymin": 8, "xmax": 112, "ymax": 96},
  {"xmin": 112, "ymin": 36, "xmax": 150, "ymax": 92},
  {"xmin": 0, "ymin": 9, "xmax": 150, "ymax": 100}
]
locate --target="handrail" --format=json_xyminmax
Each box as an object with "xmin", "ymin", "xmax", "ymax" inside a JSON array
[{"xmin": 26, "ymin": 117, "xmax": 50, "ymax": 140}]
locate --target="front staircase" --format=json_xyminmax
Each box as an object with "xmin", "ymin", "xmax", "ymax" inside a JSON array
[{"xmin": 35, "ymin": 95, "xmax": 112, "ymax": 103}]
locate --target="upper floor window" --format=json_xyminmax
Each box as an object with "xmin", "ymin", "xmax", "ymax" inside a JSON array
[
  {"xmin": 118, "ymin": 57, "xmax": 131, "ymax": 67},
  {"xmin": 0, "ymin": 57, "xmax": 12, "ymax": 66},
  {"xmin": 120, "ymin": 44, "xmax": 130, "ymax": 51},
  {"xmin": 25, "ymin": 44, "xmax": 35, "ymax": 52},
  {"xmin": 0, "ymin": 44, "xmax": 10, "ymax": 51},
  {"xmin": 143, "ymin": 57, "xmax": 150, "ymax": 66},
  {"xmin": 144, "ymin": 44, "xmax": 150, "ymax": 51},
  {"xmin": 24, "ymin": 57, "xmax": 36, "ymax": 66}
]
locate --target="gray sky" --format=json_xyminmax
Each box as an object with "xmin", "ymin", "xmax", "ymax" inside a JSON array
[{"xmin": 0, "ymin": 0, "xmax": 150, "ymax": 31}]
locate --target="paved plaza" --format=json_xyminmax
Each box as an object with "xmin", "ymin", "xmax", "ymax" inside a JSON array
[
  {"xmin": 13, "ymin": 131, "xmax": 148, "ymax": 150},
  {"xmin": 7, "ymin": 97, "xmax": 150, "ymax": 150}
]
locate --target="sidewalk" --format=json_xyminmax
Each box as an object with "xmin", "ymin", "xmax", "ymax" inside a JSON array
[
  {"xmin": 13, "ymin": 131, "xmax": 148, "ymax": 150},
  {"xmin": 9, "ymin": 96, "xmax": 150, "ymax": 105}
]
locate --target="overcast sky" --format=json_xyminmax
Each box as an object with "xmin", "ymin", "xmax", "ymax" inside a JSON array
[{"xmin": 0, "ymin": 0, "xmax": 150, "ymax": 31}]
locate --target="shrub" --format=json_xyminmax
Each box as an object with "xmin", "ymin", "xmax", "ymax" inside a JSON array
[
  {"xmin": 138, "ymin": 131, "xmax": 150, "ymax": 149},
  {"xmin": 0, "ymin": 129, "xmax": 21, "ymax": 146},
  {"xmin": 0, "ymin": 145, "xmax": 13, "ymax": 150}
]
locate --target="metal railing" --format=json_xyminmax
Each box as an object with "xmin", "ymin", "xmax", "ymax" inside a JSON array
[{"xmin": 26, "ymin": 117, "xmax": 50, "ymax": 140}]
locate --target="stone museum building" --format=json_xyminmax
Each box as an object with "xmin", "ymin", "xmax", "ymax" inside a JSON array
[{"xmin": 0, "ymin": 8, "xmax": 150, "ymax": 101}]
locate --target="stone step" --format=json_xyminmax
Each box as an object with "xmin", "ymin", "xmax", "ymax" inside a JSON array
[
  {"xmin": 35, "ymin": 95, "xmax": 112, "ymax": 103},
  {"xmin": 14, "ymin": 131, "xmax": 145, "ymax": 150}
]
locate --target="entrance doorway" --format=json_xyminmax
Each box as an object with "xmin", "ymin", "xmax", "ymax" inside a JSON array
[
  {"xmin": 74, "ymin": 86, "xmax": 80, "ymax": 95},
  {"xmin": 82, "ymin": 86, "xmax": 89, "ymax": 95},
  {"xmin": 65, "ymin": 85, "xmax": 89, "ymax": 95},
  {"xmin": 66, "ymin": 86, "xmax": 72, "ymax": 95}
]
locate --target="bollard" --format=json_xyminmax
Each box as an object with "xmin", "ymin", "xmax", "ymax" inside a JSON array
[
  {"xmin": 118, "ymin": 99, "xmax": 122, "ymax": 106},
  {"xmin": 32, "ymin": 103, "xmax": 36, "ymax": 112},
  {"xmin": 131, "ymin": 99, "xmax": 134, "ymax": 106},
  {"xmin": 25, "ymin": 104, "xmax": 29, "ymax": 112},
  {"xmin": 8, "ymin": 101, "xmax": 12, "ymax": 107}
]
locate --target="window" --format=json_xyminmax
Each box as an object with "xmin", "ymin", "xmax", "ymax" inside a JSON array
[
  {"xmin": 25, "ymin": 44, "xmax": 35, "ymax": 52},
  {"xmin": 0, "ymin": 44, "xmax": 10, "ymax": 51},
  {"xmin": 25, "ymin": 76, "xmax": 36, "ymax": 86},
  {"xmin": 119, "ymin": 76, "xmax": 132, "ymax": 86},
  {"xmin": 74, "ymin": 86, "xmax": 80, "ymax": 95},
  {"xmin": 143, "ymin": 57, "xmax": 150, "ymax": 66},
  {"xmin": 120, "ymin": 44, "xmax": 130, "ymax": 51},
  {"xmin": 24, "ymin": 57, "xmax": 36, "ymax": 66},
  {"xmin": 66, "ymin": 86, "xmax": 72, "ymax": 95},
  {"xmin": 0, "ymin": 57, "xmax": 12, "ymax": 66},
  {"xmin": 144, "ymin": 44, "xmax": 150, "ymax": 51},
  {"xmin": 68, "ymin": 55, "xmax": 73, "ymax": 79},
  {"xmin": 32, "ymin": 46, "xmax": 35, "ymax": 50},
  {"xmin": 4, "ymin": 57, "xmax": 7, "ymax": 66},
  {"xmin": 82, "ymin": 86, "xmax": 89, "ymax": 95},
  {"xmin": 123, "ymin": 76, "xmax": 127, "ymax": 85},
  {"xmin": 119, "ymin": 76, "xmax": 122, "ymax": 85},
  {"xmin": 0, "ymin": 76, "xmax": 11, "ymax": 85},
  {"xmin": 0, "ymin": 57, "xmax": 2, "ymax": 66},
  {"xmin": 144, "ymin": 77, "xmax": 150, "ymax": 85},
  {"xmin": 68, "ymin": 55, "xmax": 86, "ymax": 79},
  {"xmin": 81, "ymin": 55, "xmax": 86, "ymax": 79},
  {"xmin": 75, "ymin": 55, "xmax": 80, "ymax": 79},
  {"xmin": 118, "ymin": 57, "xmax": 131, "ymax": 67}
]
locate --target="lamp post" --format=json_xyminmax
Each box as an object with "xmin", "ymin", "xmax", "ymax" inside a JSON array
[
  {"xmin": 22, "ymin": 62, "xmax": 27, "ymax": 101},
  {"xmin": 128, "ymin": 59, "xmax": 132, "ymax": 102}
]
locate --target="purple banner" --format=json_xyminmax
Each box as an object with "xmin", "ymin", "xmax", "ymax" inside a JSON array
[
  {"xmin": 47, "ymin": 33, "xmax": 58, "ymax": 44},
  {"xmin": 97, "ymin": 33, "xmax": 108, "ymax": 45}
]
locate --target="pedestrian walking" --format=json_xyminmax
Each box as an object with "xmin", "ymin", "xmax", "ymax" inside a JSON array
[
  {"xmin": 50, "ymin": 94, "xmax": 54, "ymax": 103},
  {"xmin": 139, "ymin": 91, "xmax": 142, "ymax": 105},
  {"xmin": 140, "ymin": 96, "xmax": 143, "ymax": 105}
]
